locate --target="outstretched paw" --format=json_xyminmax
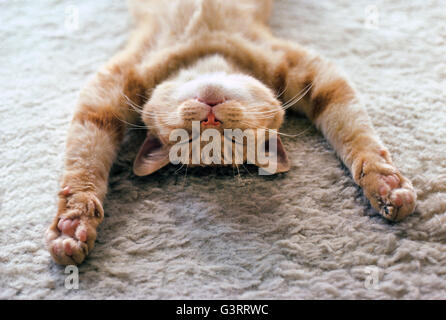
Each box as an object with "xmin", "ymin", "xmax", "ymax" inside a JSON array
[
  {"xmin": 360, "ymin": 160, "xmax": 416, "ymax": 221},
  {"xmin": 375, "ymin": 173, "xmax": 416, "ymax": 221},
  {"xmin": 46, "ymin": 189, "xmax": 103, "ymax": 265}
]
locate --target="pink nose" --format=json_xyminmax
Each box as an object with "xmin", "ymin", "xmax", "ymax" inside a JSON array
[{"xmin": 197, "ymin": 96, "xmax": 225, "ymax": 107}]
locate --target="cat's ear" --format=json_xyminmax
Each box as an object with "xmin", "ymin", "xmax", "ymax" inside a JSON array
[
  {"xmin": 256, "ymin": 134, "xmax": 290, "ymax": 175},
  {"xmin": 133, "ymin": 133, "xmax": 171, "ymax": 176}
]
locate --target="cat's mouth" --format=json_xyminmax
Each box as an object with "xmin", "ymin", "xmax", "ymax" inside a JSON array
[{"xmin": 201, "ymin": 113, "xmax": 222, "ymax": 126}]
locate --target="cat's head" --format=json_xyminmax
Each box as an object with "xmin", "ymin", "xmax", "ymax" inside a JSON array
[{"xmin": 133, "ymin": 55, "xmax": 290, "ymax": 176}]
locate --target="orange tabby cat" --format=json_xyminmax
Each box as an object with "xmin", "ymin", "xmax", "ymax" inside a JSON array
[{"xmin": 46, "ymin": 0, "xmax": 416, "ymax": 265}]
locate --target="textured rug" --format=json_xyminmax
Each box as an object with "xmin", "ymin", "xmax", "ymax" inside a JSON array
[{"xmin": 1, "ymin": 0, "xmax": 446, "ymax": 299}]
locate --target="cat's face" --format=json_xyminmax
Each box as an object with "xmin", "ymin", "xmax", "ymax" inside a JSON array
[
  {"xmin": 145, "ymin": 73, "xmax": 284, "ymax": 141},
  {"xmin": 133, "ymin": 57, "xmax": 289, "ymax": 175}
]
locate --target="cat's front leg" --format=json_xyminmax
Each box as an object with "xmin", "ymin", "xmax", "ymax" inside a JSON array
[
  {"xmin": 46, "ymin": 108, "xmax": 126, "ymax": 265},
  {"xmin": 279, "ymin": 45, "xmax": 416, "ymax": 220},
  {"xmin": 310, "ymin": 98, "xmax": 416, "ymax": 221},
  {"xmin": 46, "ymin": 62, "xmax": 143, "ymax": 264}
]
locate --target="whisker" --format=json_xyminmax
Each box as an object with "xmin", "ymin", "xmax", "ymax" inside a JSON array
[
  {"xmin": 279, "ymin": 83, "xmax": 308, "ymax": 107},
  {"xmin": 121, "ymin": 93, "xmax": 180, "ymax": 129},
  {"xmin": 239, "ymin": 120, "xmax": 312, "ymax": 138},
  {"xmin": 241, "ymin": 163, "xmax": 254, "ymax": 176},
  {"xmin": 83, "ymin": 105, "xmax": 150, "ymax": 130},
  {"xmin": 241, "ymin": 111, "xmax": 279, "ymax": 119},
  {"xmin": 136, "ymin": 90, "xmax": 153, "ymax": 101},
  {"xmin": 111, "ymin": 112, "xmax": 149, "ymax": 129},
  {"xmin": 275, "ymin": 81, "xmax": 288, "ymax": 100},
  {"xmin": 280, "ymin": 82, "xmax": 313, "ymax": 111},
  {"xmin": 182, "ymin": 164, "xmax": 188, "ymax": 187},
  {"xmin": 235, "ymin": 163, "xmax": 243, "ymax": 184},
  {"xmin": 122, "ymin": 93, "xmax": 171, "ymax": 117},
  {"xmin": 240, "ymin": 83, "xmax": 313, "ymax": 122},
  {"xmin": 174, "ymin": 163, "xmax": 185, "ymax": 174},
  {"xmin": 126, "ymin": 127, "xmax": 152, "ymax": 131}
]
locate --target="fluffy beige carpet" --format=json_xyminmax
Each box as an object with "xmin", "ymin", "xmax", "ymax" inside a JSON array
[{"xmin": 1, "ymin": 0, "xmax": 445, "ymax": 299}]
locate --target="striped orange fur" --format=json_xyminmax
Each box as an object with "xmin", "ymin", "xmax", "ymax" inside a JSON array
[{"xmin": 46, "ymin": 0, "xmax": 416, "ymax": 265}]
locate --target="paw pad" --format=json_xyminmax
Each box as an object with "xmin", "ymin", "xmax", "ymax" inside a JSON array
[
  {"xmin": 359, "ymin": 160, "xmax": 416, "ymax": 221},
  {"xmin": 46, "ymin": 192, "xmax": 101, "ymax": 265},
  {"xmin": 376, "ymin": 173, "xmax": 416, "ymax": 221}
]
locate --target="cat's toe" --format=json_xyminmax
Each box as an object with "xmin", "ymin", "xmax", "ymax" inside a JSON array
[
  {"xmin": 62, "ymin": 237, "xmax": 89, "ymax": 263},
  {"xmin": 57, "ymin": 218, "xmax": 79, "ymax": 237},
  {"xmin": 46, "ymin": 228, "xmax": 78, "ymax": 265}
]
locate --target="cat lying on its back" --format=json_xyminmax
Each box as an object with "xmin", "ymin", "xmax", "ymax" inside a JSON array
[{"xmin": 46, "ymin": 0, "xmax": 416, "ymax": 265}]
